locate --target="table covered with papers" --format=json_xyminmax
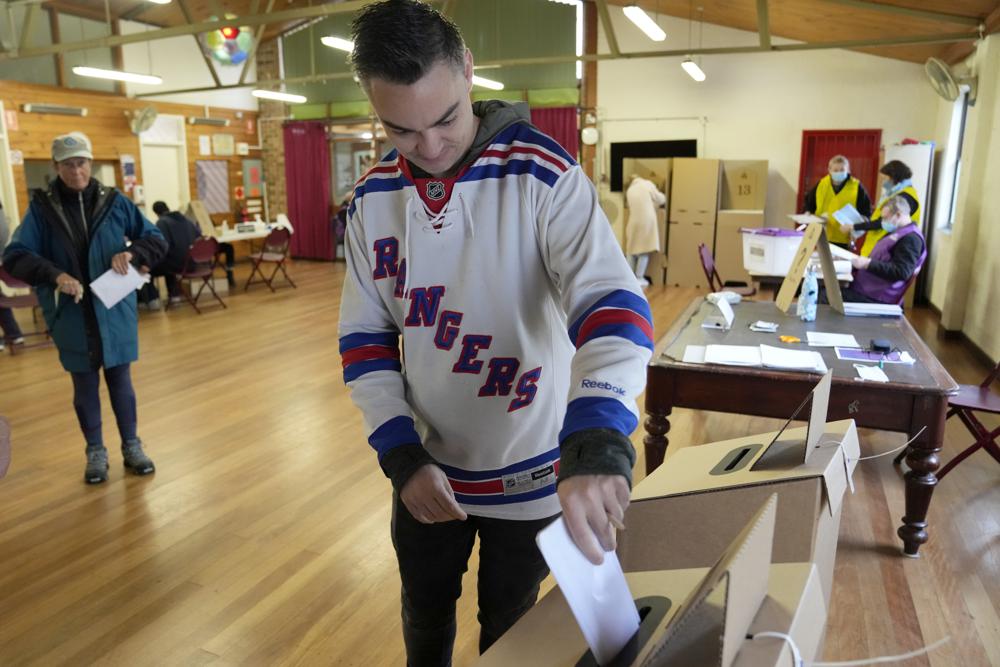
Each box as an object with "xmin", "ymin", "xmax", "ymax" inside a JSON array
[{"xmin": 645, "ymin": 297, "xmax": 958, "ymax": 558}]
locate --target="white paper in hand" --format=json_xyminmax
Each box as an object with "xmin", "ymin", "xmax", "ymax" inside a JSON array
[
  {"xmin": 536, "ymin": 518, "xmax": 639, "ymax": 666},
  {"xmin": 89, "ymin": 265, "xmax": 150, "ymax": 309}
]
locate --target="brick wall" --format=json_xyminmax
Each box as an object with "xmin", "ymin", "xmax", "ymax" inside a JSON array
[{"xmin": 256, "ymin": 39, "xmax": 288, "ymax": 219}]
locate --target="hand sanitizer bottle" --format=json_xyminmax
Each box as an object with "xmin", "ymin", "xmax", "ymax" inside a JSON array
[{"xmin": 797, "ymin": 267, "xmax": 818, "ymax": 322}]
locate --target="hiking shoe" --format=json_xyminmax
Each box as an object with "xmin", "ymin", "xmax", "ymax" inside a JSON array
[
  {"xmin": 147, "ymin": 299, "xmax": 162, "ymax": 311},
  {"xmin": 122, "ymin": 439, "xmax": 155, "ymax": 476},
  {"xmin": 85, "ymin": 446, "xmax": 109, "ymax": 484}
]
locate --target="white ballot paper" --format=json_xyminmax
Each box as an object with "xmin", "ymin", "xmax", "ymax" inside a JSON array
[
  {"xmin": 807, "ymin": 331, "xmax": 861, "ymax": 348},
  {"xmin": 89, "ymin": 265, "xmax": 150, "ymax": 309},
  {"xmin": 536, "ymin": 517, "xmax": 639, "ymax": 666},
  {"xmin": 832, "ymin": 203, "xmax": 865, "ymax": 226}
]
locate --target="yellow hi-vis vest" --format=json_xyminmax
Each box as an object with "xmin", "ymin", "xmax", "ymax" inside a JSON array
[
  {"xmin": 814, "ymin": 175, "xmax": 860, "ymax": 245},
  {"xmin": 861, "ymin": 185, "xmax": 921, "ymax": 256}
]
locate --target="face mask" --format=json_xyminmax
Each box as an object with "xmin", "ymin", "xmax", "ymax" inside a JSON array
[
  {"xmin": 881, "ymin": 218, "xmax": 899, "ymax": 233},
  {"xmin": 829, "ymin": 171, "xmax": 848, "ymax": 184},
  {"xmin": 882, "ymin": 182, "xmax": 895, "ymax": 193}
]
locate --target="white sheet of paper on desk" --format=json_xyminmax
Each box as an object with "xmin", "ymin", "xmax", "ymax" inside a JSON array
[
  {"xmin": 832, "ymin": 203, "xmax": 865, "ymax": 226},
  {"xmin": 536, "ymin": 517, "xmax": 639, "ymax": 666},
  {"xmin": 682, "ymin": 345, "xmax": 707, "ymax": 363},
  {"xmin": 760, "ymin": 344, "xmax": 827, "ymax": 372},
  {"xmin": 806, "ymin": 332, "xmax": 861, "ymax": 348},
  {"xmin": 704, "ymin": 344, "xmax": 762, "ymax": 366},
  {"xmin": 855, "ymin": 364, "xmax": 889, "ymax": 382},
  {"xmin": 89, "ymin": 265, "xmax": 150, "ymax": 309}
]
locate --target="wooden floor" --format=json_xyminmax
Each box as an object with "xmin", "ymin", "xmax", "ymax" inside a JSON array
[{"xmin": 0, "ymin": 260, "xmax": 997, "ymax": 666}]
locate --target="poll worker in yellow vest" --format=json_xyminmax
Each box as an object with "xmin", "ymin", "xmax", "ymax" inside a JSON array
[
  {"xmin": 802, "ymin": 155, "xmax": 873, "ymax": 249},
  {"xmin": 839, "ymin": 160, "xmax": 921, "ymax": 257}
]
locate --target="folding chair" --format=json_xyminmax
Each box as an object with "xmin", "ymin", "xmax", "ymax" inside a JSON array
[
  {"xmin": 895, "ymin": 360, "xmax": 1000, "ymax": 479},
  {"xmin": 0, "ymin": 266, "xmax": 53, "ymax": 355},
  {"xmin": 0, "ymin": 415, "xmax": 9, "ymax": 479},
  {"xmin": 170, "ymin": 237, "xmax": 227, "ymax": 314},
  {"xmin": 244, "ymin": 227, "xmax": 296, "ymax": 292},
  {"xmin": 698, "ymin": 243, "xmax": 756, "ymax": 297}
]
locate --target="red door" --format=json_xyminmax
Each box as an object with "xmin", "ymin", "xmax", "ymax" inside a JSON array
[{"xmin": 797, "ymin": 129, "xmax": 882, "ymax": 213}]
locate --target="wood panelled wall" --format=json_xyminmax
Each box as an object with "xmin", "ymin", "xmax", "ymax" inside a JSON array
[{"xmin": 1, "ymin": 79, "xmax": 261, "ymax": 227}]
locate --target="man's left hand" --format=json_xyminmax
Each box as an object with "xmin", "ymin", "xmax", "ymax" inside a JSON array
[
  {"xmin": 558, "ymin": 474, "xmax": 630, "ymax": 565},
  {"xmin": 111, "ymin": 251, "xmax": 134, "ymax": 275}
]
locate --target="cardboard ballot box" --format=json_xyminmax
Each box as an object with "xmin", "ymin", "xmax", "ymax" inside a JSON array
[
  {"xmin": 618, "ymin": 419, "xmax": 859, "ymax": 605},
  {"xmin": 480, "ymin": 496, "xmax": 827, "ymax": 667}
]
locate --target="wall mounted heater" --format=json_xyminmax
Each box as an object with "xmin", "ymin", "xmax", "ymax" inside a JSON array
[
  {"xmin": 187, "ymin": 117, "xmax": 230, "ymax": 126},
  {"xmin": 22, "ymin": 103, "xmax": 88, "ymax": 116}
]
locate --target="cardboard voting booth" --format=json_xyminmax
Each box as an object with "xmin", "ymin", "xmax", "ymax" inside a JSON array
[{"xmin": 480, "ymin": 496, "xmax": 827, "ymax": 667}]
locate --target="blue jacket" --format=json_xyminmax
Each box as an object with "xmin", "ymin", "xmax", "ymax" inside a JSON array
[{"xmin": 3, "ymin": 180, "xmax": 166, "ymax": 372}]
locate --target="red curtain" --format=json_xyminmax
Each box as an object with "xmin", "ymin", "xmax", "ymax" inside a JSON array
[
  {"xmin": 530, "ymin": 107, "xmax": 579, "ymax": 161},
  {"xmin": 283, "ymin": 121, "xmax": 332, "ymax": 260}
]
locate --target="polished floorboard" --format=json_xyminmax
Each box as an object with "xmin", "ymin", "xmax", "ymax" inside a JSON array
[{"xmin": 0, "ymin": 260, "xmax": 996, "ymax": 666}]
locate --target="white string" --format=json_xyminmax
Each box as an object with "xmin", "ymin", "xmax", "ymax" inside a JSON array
[
  {"xmin": 750, "ymin": 632, "xmax": 803, "ymax": 667},
  {"xmin": 815, "ymin": 425, "xmax": 927, "ymax": 462},
  {"xmin": 749, "ymin": 632, "xmax": 951, "ymax": 667},
  {"xmin": 813, "ymin": 636, "xmax": 951, "ymax": 666}
]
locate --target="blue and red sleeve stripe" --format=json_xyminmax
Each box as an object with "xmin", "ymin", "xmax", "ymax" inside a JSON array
[
  {"xmin": 568, "ymin": 290, "xmax": 654, "ymax": 351},
  {"xmin": 340, "ymin": 331, "xmax": 402, "ymax": 383}
]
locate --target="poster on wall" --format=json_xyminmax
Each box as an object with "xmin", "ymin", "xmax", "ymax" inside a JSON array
[
  {"xmin": 353, "ymin": 151, "xmax": 374, "ymax": 181},
  {"xmin": 199, "ymin": 135, "xmax": 211, "ymax": 156},
  {"xmin": 120, "ymin": 155, "xmax": 137, "ymax": 193},
  {"xmin": 242, "ymin": 158, "xmax": 263, "ymax": 198},
  {"xmin": 212, "ymin": 133, "xmax": 235, "ymax": 156},
  {"xmin": 196, "ymin": 160, "xmax": 230, "ymax": 214}
]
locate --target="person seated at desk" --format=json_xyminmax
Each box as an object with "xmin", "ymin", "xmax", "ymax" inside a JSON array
[
  {"xmin": 140, "ymin": 201, "xmax": 202, "ymax": 308},
  {"xmin": 839, "ymin": 159, "xmax": 921, "ymax": 257},
  {"xmin": 802, "ymin": 154, "xmax": 872, "ymax": 249},
  {"xmin": 825, "ymin": 195, "xmax": 925, "ymax": 305}
]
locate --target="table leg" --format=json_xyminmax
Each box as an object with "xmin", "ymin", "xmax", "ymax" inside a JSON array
[
  {"xmin": 898, "ymin": 395, "xmax": 947, "ymax": 557},
  {"xmin": 643, "ymin": 406, "xmax": 671, "ymax": 475}
]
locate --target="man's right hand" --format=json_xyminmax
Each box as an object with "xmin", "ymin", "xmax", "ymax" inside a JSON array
[
  {"xmin": 400, "ymin": 464, "xmax": 468, "ymax": 524},
  {"xmin": 55, "ymin": 273, "xmax": 83, "ymax": 303}
]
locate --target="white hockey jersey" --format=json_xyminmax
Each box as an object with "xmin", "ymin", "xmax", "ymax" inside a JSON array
[{"xmin": 338, "ymin": 122, "xmax": 653, "ymax": 520}]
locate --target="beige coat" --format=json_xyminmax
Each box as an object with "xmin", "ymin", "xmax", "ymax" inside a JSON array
[{"xmin": 625, "ymin": 176, "xmax": 666, "ymax": 255}]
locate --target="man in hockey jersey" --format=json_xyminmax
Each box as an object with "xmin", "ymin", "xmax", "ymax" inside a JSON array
[{"xmin": 338, "ymin": 2, "xmax": 654, "ymax": 664}]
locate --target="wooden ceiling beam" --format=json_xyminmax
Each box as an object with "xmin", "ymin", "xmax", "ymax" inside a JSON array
[
  {"xmin": 756, "ymin": 0, "xmax": 771, "ymax": 50},
  {"xmin": 0, "ymin": 0, "xmax": 375, "ymax": 61},
  {"xmin": 136, "ymin": 29, "xmax": 978, "ymax": 98},
  {"xmin": 595, "ymin": 0, "xmax": 621, "ymax": 57},
  {"xmin": 941, "ymin": 3, "xmax": 1000, "ymax": 64},
  {"xmin": 819, "ymin": 0, "xmax": 982, "ymax": 27}
]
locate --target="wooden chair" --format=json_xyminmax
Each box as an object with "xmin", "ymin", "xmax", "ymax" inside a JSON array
[
  {"xmin": 895, "ymin": 360, "xmax": 1000, "ymax": 479},
  {"xmin": 0, "ymin": 267, "xmax": 53, "ymax": 355},
  {"xmin": 245, "ymin": 227, "xmax": 296, "ymax": 292},
  {"xmin": 697, "ymin": 243, "xmax": 756, "ymax": 297},
  {"xmin": 170, "ymin": 237, "xmax": 227, "ymax": 314}
]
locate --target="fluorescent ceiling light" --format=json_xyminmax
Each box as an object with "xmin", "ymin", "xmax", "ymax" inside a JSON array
[
  {"xmin": 547, "ymin": 0, "xmax": 578, "ymax": 4},
  {"xmin": 360, "ymin": 132, "xmax": 374, "ymax": 140},
  {"xmin": 321, "ymin": 36, "xmax": 354, "ymax": 52},
  {"xmin": 472, "ymin": 75, "xmax": 504, "ymax": 90},
  {"xmin": 146, "ymin": 0, "xmax": 171, "ymax": 4},
  {"xmin": 623, "ymin": 6, "xmax": 666, "ymax": 42},
  {"xmin": 72, "ymin": 66, "xmax": 162, "ymax": 85},
  {"xmin": 681, "ymin": 58, "xmax": 706, "ymax": 82},
  {"xmin": 252, "ymin": 89, "xmax": 308, "ymax": 103}
]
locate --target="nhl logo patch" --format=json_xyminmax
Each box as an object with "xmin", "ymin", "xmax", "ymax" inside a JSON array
[{"xmin": 426, "ymin": 181, "xmax": 446, "ymax": 201}]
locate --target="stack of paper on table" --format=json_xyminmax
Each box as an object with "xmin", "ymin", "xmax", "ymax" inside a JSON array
[
  {"xmin": 699, "ymin": 344, "xmax": 828, "ymax": 373},
  {"xmin": 842, "ymin": 302, "xmax": 903, "ymax": 318}
]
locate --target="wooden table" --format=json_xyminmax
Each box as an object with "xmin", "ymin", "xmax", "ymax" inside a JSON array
[{"xmin": 644, "ymin": 297, "xmax": 958, "ymax": 557}]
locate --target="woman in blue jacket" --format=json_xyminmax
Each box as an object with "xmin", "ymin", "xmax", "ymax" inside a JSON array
[{"xmin": 2, "ymin": 132, "xmax": 167, "ymax": 484}]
